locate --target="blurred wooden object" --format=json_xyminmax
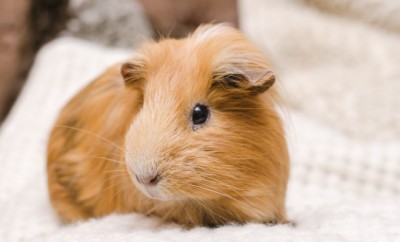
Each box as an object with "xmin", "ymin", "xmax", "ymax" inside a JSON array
[
  {"xmin": 0, "ymin": 0, "xmax": 30, "ymax": 122},
  {"xmin": 0, "ymin": 0, "xmax": 68, "ymax": 123},
  {"xmin": 138, "ymin": 0, "xmax": 238, "ymax": 38}
]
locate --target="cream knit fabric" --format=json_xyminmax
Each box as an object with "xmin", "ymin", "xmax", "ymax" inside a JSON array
[{"xmin": 240, "ymin": 0, "xmax": 400, "ymax": 141}]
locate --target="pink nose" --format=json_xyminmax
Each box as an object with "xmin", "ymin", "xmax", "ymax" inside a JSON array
[{"xmin": 135, "ymin": 173, "xmax": 160, "ymax": 185}]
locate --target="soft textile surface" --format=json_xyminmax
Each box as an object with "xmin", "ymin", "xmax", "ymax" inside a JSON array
[
  {"xmin": 240, "ymin": 0, "xmax": 400, "ymax": 141},
  {"xmin": 1, "ymin": 0, "xmax": 400, "ymax": 241}
]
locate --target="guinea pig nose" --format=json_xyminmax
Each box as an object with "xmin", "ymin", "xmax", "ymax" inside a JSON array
[{"xmin": 135, "ymin": 173, "xmax": 160, "ymax": 186}]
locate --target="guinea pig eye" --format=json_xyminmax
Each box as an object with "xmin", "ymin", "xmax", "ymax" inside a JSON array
[{"xmin": 192, "ymin": 104, "xmax": 209, "ymax": 125}]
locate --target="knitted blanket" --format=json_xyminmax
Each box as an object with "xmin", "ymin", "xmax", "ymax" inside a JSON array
[{"xmin": 1, "ymin": 0, "xmax": 399, "ymax": 241}]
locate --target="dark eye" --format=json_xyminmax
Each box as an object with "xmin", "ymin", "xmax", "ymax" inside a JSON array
[{"xmin": 192, "ymin": 104, "xmax": 209, "ymax": 125}]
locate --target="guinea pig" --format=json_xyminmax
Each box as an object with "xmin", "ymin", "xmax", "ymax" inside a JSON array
[{"xmin": 47, "ymin": 24, "xmax": 290, "ymax": 227}]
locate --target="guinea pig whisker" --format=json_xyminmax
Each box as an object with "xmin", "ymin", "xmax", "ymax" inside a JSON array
[
  {"xmin": 55, "ymin": 125, "xmax": 128, "ymax": 154},
  {"xmin": 102, "ymin": 176, "xmax": 130, "ymax": 194},
  {"xmin": 190, "ymin": 176, "xmax": 252, "ymax": 206},
  {"xmin": 168, "ymin": 200, "xmax": 174, "ymax": 216},
  {"xmin": 200, "ymin": 175, "xmax": 246, "ymax": 190},
  {"xmin": 195, "ymin": 200, "xmax": 228, "ymax": 222},
  {"xmin": 104, "ymin": 182, "xmax": 132, "ymax": 205},
  {"xmin": 178, "ymin": 189, "xmax": 229, "ymax": 223},
  {"xmin": 198, "ymin": 175, "xmax": 246, "ymax": 193},
  {"xmin": 187, "ymin": 183, "xmax": 260, "ymax": 218},
  {"xmin": 102, "ymin": 172, "xmax": 128, "ymax": 184},
  {"xmin": 195, "ymin": 177, "xmax": 255, "ymax": 206},
  {"xmin": 96, "ymin": 151, "xmax": 129, "ymax": 160},
  {"xmin": 102, "ymin": 180, "xmax": 124, "ymax": 194},
  {"xmin": 186, "ymin": 184, "xmax": 242, "ymax": 204},
  {"xmin": 195, "ymin": 176, "xmax": 245, "ymax": 194},
  {"xmin": 92, "ymin": 148, "xmax": 125, "ymax": 157},
  {"xmin": 145, "ymin": 200, "xmax": 168, "ymax": 215},
  {"xmin": 191, "ymin": 167, "xmax": 247, "ymax": 190},
  {"xmin": 112, "ymin": 182, "xmax": 134, "ymax": 201},
  {"xmin": 103, "ymin": 169, "xmax": 128, "ymax": 174},
  {"xmin": 169, "ymin": 198, "xmax": 188, "ymax": 221},
  {"xmin": 85, "ymin": 155, "xmax": 125, "ymax": 165}
]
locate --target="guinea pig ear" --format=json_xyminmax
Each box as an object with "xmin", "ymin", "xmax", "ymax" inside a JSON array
[
  {"xmin": 121, "ymin": 61, "xmax": 145, "ymax": 86},
  {"xmin": 216, "ymin": 68, "xmax": 275, "ymax": 95}
]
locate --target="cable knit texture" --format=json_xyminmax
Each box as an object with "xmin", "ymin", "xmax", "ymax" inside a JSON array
[{"xmin": 1, "ymin": 0, "xmax": 399, "ymax": 241}]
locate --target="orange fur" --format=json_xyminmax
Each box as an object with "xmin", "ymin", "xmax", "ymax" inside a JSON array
[{"xmin": 47, "ymin": 24, "xmax": 290, "ymax": 227}]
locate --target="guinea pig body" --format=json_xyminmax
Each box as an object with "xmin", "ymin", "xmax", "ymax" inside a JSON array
[{"xmin": 47, "ymin": 24, "xmax": 289, "ymax": 227}]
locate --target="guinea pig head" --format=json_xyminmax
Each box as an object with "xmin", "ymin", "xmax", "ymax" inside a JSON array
[{"xmin": 121, "ymin": 24, "xmax": 289, "ymax": 211}]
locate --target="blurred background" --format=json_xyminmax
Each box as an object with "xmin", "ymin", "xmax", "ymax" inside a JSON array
[
  {"xmin": 0, "ymin": 0, "xmax": 238, "ymax": 123},
  {"xmin": 1, "ymin": 0, "xmax": 400, "ymax": 141},
  {"xmin": 0, "ymin": 0, "xmax": 399, "ymax": 240}
]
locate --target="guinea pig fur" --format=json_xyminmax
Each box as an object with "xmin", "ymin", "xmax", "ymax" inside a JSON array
[{"xmin": 47, "ymin": 24, "xmax": 290, "ymax": 228}]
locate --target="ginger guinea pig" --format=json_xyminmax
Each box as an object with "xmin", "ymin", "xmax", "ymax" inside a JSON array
[{"xmin": 47, "ymin": 24, "xmax": 289, "ymax": 227}]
